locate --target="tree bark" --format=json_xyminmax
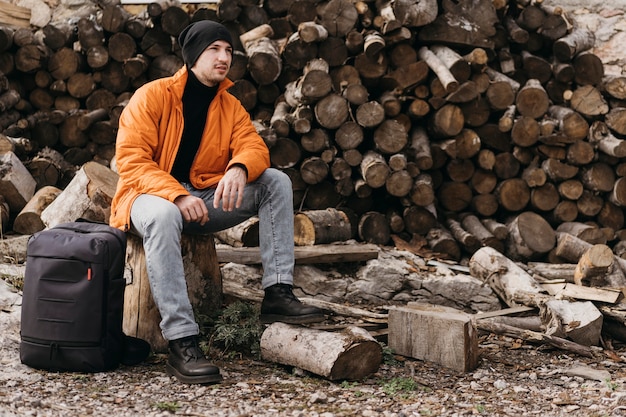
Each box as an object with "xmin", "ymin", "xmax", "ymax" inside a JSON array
[
  {"xmin": 261, "ymin": 323, "xmax": 382, "ymax": 381},
  {"xmin": 469, "ymin": 246, "xmax": 548, "ymax": 307},
  {"xmin": 360, "ymin": 151, "xmax": 389, "ymax": 189}
]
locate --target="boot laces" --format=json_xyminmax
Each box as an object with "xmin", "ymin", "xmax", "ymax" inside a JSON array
[
  {"xmin": 278, "ymin": 284, "xmax": 300, "ymax": 304},
  {"xmin": 178, "ymin": 337, "xmax": 205, "ymax": 361}
]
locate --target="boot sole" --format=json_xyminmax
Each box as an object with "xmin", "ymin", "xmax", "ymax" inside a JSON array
[
  {"xmin": 166, "ymin": 363, "xmax": 223, "ymax": 385},
  {"xmin": 259, "ymin": 313, "xmax": 325, "ymax": 325}
]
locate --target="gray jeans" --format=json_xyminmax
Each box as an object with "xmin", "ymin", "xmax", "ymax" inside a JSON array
[{"xmin": 129, "ymin": 168, "xmax": 294, "ymax": 341}]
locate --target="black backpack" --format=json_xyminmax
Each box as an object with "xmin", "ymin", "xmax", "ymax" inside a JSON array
[{"xmin": 20, "ymin": 221, "xmax": 148, "ymax": 372}]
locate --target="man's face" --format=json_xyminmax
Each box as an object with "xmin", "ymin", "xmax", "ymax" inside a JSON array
[{"xmin": 191, "ymin": 40, "xmax": 233, "ymax": 87}]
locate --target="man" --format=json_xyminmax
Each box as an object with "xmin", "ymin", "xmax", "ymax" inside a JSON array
[{"xmin": 110, "ymin": 20, "xmax": 324, "ymax": 385}]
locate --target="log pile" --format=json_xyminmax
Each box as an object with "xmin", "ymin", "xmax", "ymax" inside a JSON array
[{"xmin": 1, "ymin": 0, "xmax": 626, "ymax": 270}]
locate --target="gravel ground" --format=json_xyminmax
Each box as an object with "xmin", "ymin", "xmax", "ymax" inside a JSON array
[
  {"xmin": 1, "ymin": 336, "xmax": 626, "ymax": 417},
  {"xmin": 2, "ymin": 280, "xmax": 626, "ymax": 417}
]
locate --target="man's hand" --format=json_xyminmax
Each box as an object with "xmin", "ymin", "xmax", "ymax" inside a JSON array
[
  {"xmin": 214, "ymin": 165, "xmax": 247, "ymax": 211},
  {"xmin": 174, "ymin": 195, "xmax": 209, "ymax": 225}
]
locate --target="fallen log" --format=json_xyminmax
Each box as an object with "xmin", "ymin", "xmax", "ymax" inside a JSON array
[
  {"xmin": 239, "ymin": 24, "xmax": 282, "ymax": 86},
  {"xmin": 470, "ymin": 246, "xmax": 607, "ymax": 346},
  {"xmin": 300, "ymin": 297, "xmax": 388, "ymax": 323},
  {"xmin": 260, "ymin": 322, "xmax": 382, "ymax": 381},
  {"xmin": 552, "ymin": 27, "xmax": 595, "ymax": 61},
  {"xmin": 426, "ymin": 224, "xmax": 461, "ymax": 261},
  {"xmin": 556, "ymin": 221, "xmax": 607, "ymax": 245},
  {"xmin": 589, "ymin": 120, "xmax": 626, "ymax": 158},
  {"xmin": 599, "ymin": 304, "xmax": 626, "ymax": 326},
  {"xmin": 469, "ymin": 246, "xmax": 548, "ymax": 307},
  {"xmin": 570, "ymin": 85, "xmax": 608, "ymax": 118},
  {"xmin": 417, "ymin": 0, "xmax": 498, "ymax": 49},
  {"xmin": 445, "ymin": 218, "xmax": 481, "ymax": 253},
  {"xmin": 460, "ymin": 213, "xmax": 503, "ymax": 252}
]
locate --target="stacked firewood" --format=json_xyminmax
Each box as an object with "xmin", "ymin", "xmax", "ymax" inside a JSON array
[{"xmin": 2, "ymin": 0, "xmax": 626, "ymax": 265}]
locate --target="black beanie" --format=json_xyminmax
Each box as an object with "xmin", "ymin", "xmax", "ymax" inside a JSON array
[{"xmin": 178, "ymin": 20, "xmax": 233, "ymax": 67}]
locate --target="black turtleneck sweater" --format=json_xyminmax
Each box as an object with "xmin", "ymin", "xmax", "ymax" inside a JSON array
[{"xmin": 170, "ymin": 70, "xmax": 218, "ymax": 183}]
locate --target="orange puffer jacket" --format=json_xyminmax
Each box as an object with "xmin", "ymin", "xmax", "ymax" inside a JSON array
[{"xmin": 109, "ymin": 66, "xmax": 270, "ymax": 231}]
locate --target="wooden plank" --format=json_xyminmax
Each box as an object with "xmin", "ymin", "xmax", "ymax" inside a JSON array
[
  {"xmin": 541, "ymin": 282, "xmax": 622, "ymax": 304},
  {"xmin": 216, "ymin": 243, "xmax": 379, "ymax": 264},
  {"xmin": 474, "ymin": 305, "xmax": 536, "ymax": 320},
  {"xmin": 388, "ymin": 304, "xmax": 479, "ymax": 372}
]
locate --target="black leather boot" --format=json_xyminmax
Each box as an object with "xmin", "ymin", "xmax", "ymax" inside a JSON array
[
  {"xmin": 260, "ymin": 284, "xmax": 325, "ymax": 324},
  {"xmin": 166, "ymin": 335, "xmax": 222, "ymax": 384}
]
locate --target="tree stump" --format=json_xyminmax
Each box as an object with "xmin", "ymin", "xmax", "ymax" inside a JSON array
[
  {"xmin": 388, "ymin": 303, "xmax": 479, "ymax": 372},
  {"xmin": 123, "ymin": 233, "xmax": 222, "ymax": 353}
]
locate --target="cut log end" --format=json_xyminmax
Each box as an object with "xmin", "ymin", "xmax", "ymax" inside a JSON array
[{"xmin": 330, "ymin": 341, "xmax": 383, "ymax": 381}]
